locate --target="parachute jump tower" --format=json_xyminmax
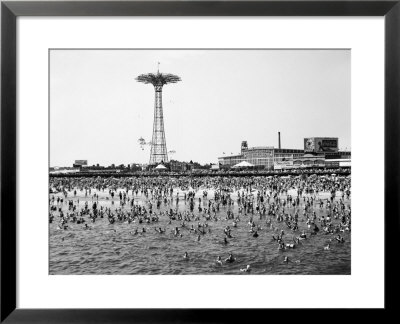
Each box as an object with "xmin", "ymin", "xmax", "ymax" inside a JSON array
[{"xmin": 136, "ymin": 65, "xmax": 181, "ymax": 165}]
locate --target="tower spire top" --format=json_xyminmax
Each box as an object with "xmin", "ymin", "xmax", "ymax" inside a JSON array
[{"xmin": 157, "ymin": 62, "xmax": 160, "ymax": 73}]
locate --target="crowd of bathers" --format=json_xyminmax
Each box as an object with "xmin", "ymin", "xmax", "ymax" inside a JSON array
[{"xmin": 49, "ymin": 174, "xmax": 351, "ymax": 272}]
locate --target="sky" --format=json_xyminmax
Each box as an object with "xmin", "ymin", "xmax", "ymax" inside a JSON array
[{"xmin": 50, "ymin": 49, "xmax": 350, "ymax": 167}]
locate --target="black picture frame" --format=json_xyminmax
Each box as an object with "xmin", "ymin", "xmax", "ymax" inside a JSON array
[{"xmin": 1, "ymin": 0, "xmax": 399, "ymax": 322}]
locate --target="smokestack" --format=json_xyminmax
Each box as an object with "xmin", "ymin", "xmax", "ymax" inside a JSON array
[{"xmin": 278, "ymin": 132, "xmax": 281, "ymax": 149}]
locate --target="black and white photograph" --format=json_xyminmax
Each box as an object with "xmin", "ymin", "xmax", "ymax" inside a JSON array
[{"xmin": 49, "ymin": 49, "xmax": 351, "ymax": 275}]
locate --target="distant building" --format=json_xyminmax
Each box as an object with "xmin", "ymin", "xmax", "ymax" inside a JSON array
[
  {"xmin": 300, "ymin": 137, "xmax": 350, "ymax": 168},
  {"xmin": 130, "ymin": 163, "xmax": 142, "ymax": 172},
  {"xmin": 219, "ymin": 137, "xmax": 350, "ymax": 170},
  {"xmin": 170, "ymin": 160, "xmax": 192, "ymax": 172},
  {"xmin": 304, "ymin": 137, "xmax": 339, "ymax": 153},
  {"xmin": 324, "ymin": 150, "xmax": 351, "ymax": 160},
  {"xmin": 286, "ymin": 137, "xmax": 350, "ymax": 169},
  {"xmin": 291, "ymin": 153, "xmax": 326, "ymax": 169},
  {"xmin": 210, "ymin": 164, "xmax": 220, "ymax": 171},
  {"xmin": 274, "ymin": 149, "xmax": 308, "ymax": 170},
  {"xmin": 218, "ymin": 141, "xmax": 303, "ymax": 170},
  {"xmin": 73, "ymin": 160, "xmax": 88, "ymax": 168}
]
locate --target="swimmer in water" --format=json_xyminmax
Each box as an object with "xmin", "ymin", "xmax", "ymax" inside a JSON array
[
  {"xmin": 174, "ymin": 227, "xmax": 180, "ymax": 236},
  {"xmin": 253, "ymin": 231, "xmax": 259, "ymax": 238},
  {"xmin": 183, "ymin": 252, "xmax": 189, "ymax": 260},
  {"xmin": 216, "ymin": 256, "xmax": 223, "ymax": 266},
  {"xmin": 286, "ymin": 243, "xmax": 295, "ymax": 249},
  {"xmin": 284, "ymin": 256, "xmax": 289, "ymax": 263},
  {"xmin": 240, "ymin": 265, "xmax": 251, "ymax": 273},
  {"xmin": 336, "ymin": 235, "xmax": 345, "ymax": 243},
  {"xmin": 324, "ymin": 243, "xmax": 331, "ymax": 250},
  {"xmin": 225, "ymin": 253, "xmax": 235, "ymax": 263}
]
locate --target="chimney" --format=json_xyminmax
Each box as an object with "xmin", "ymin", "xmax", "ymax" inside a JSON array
[{"xmin": 278, "ymin": 132, "xmax": 281, "ymax": 149}]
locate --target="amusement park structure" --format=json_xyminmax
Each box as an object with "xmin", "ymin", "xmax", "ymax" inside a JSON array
[{"xmin": 136, "ymin": 65, "xmax": 181, "ymax": 165}]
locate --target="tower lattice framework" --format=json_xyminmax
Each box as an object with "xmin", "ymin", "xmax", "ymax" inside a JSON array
[{"xmin": 136, "ymin": 70, "xmax": 181, "ymax": 165}]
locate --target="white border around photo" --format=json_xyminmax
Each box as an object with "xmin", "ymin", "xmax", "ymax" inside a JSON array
[{"xmin": 17, "ymin": 17, "xmax": 384, "ymax": 308}]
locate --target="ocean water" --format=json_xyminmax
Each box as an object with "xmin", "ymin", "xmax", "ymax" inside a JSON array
[{"xmin": 49, "ymin": 187, "xmax": 351, "ymax": 275}]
